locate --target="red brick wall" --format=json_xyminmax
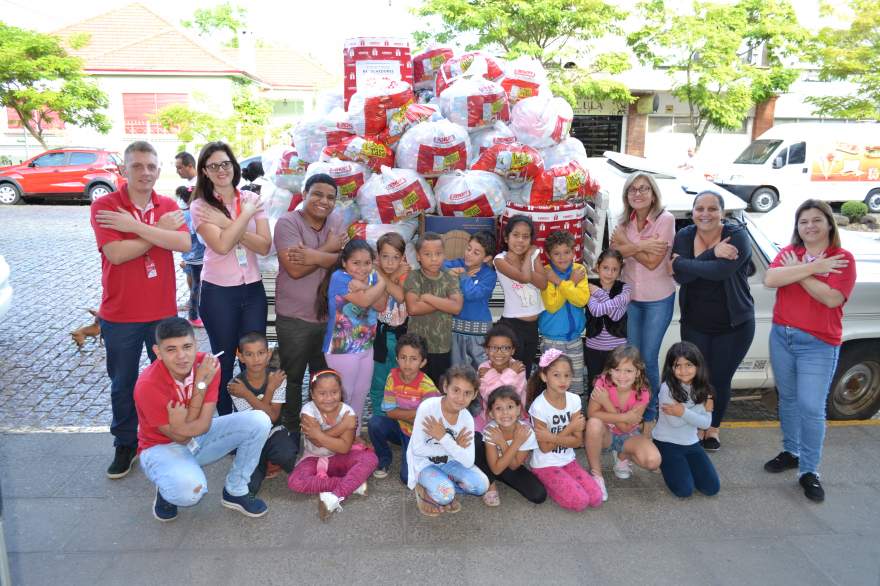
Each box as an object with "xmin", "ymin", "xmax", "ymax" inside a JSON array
[
  {"xmin": 625, "ymin": 101, "xmax": 647, "ymax": 157},
  {"xmin": 752, "ymin": 96, "xmax": 778, "ymax": 140}
]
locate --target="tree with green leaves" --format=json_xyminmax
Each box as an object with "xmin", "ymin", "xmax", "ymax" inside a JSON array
[
  {"xmin": 154, "ymin": 83, "xmax": 272, "ymax": 155},
  {"xmin": 414, "ymin": 0, "xmax": 634, "ymax": 106},
  {"xmin": 628, "ymin": 0, "xmax": 806, "ymax": 149},
  {"xmin": 806, "ymin": 0, "xmax": 880, "ymax": 120},
  {"xmin": 0, "ymin": 23, "xmax": 110, "ymax": 149},
  {"xmin": 182, "ymin": 2, "xmax": 248, "ymax": 48}
]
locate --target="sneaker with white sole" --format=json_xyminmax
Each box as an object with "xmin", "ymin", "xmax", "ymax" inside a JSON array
[
  {"xmin": 612, "ymin": 451, "xmax": 632, "ymax": 479},
  {"xmin": 372, "ymin": 466, "xmax": 389, "ymax": 479},
  {"xmin": 318, "ymin": 492, "xmax": 344, "ymax": 521},
  {"xmin": 221, "ymin": 488, "xmax": 268, "ymax": 518},
  {"xmin": 353, "ymin": 482, "xmax": 367, "ymax": 497},
  {"xmin": 153, "ymin": 488, "xmax": 178, "ymax": 522},
  {"xmin": 592, "ymin": 473, "xmax": 608, "ymax": 502}
]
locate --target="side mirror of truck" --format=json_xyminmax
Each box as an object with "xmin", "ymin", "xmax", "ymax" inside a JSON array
[{"xmin": 772, "ymin": 156, "xmax": 785, "ymax": 169}]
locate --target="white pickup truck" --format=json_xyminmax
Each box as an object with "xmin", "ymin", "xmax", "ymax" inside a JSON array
[{"xmin": 586, "ymin": 152, "xmax": 880, "ymax": 420}]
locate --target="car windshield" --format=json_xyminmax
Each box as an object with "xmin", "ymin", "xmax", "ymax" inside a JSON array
[{"xmin": 734, "ymin": 140, "xmax": 783, "ymax": 164}]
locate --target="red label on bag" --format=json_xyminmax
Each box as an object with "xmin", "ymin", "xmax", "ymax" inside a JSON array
[
  {"xmin": 439, "ymin": 196, "xmax": 494, "ymax": 217},
  {"xmin": 416, "ymin": 143, "xmax": 468, "ymax": 176},
  {"xmin": 334, "ymin": 172, "xmax": 366, "ymax": 200},
  {"xmin": 551, "ymin": 114, "xmax": 573, "ymax": 143},
  {"xmin": 375, "ymin": 180, "xmax": 431, "ymax": 223},
  {"xmin": 465, "ymin": 90, "xmax": 509, "ymax": 129}
]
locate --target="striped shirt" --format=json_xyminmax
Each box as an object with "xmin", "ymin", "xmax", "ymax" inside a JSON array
[
  {"xmin": 381, "ymin": 369, "xmax": 440, "ymax": 436},
  {"xmin": 585, "ymin": 282, "xmax": 632, "ymax": 351}
]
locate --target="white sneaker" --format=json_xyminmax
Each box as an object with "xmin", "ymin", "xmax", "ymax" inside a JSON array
[
  {"xmin": 612, "ymin": 451, "xmax": 632, "ymax": 479},
  {"xmin": 318, "ymin": 492, "xmax": 344, "ymax": 521},
  {"xmin": 372, "ymin": 466, "xmax": 389, "ymax": 479},
  {"xmin": 592, "ymin": 473, "xmax": 608, "ymax": 502},
  {"xmin": 353, "ymin": 482, "xmax": 368, "ymax": 497}
]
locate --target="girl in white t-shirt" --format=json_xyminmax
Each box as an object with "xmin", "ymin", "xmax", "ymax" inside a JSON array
[
  {"xmin": 494, "ymin": 215, "xmax": 547, "ymax": 377},
  {"xmin": 406, "ymin": 366, "xmax": 490, "ymax": 517},
  {"xmin": 473, "ymin": 385, "xmax": 547, "ymax": 507},
  {"xmin": 527, "ymin": 349, "xmax": 603, "ymax": 511},
  {"xmin": 287, "ymin": 370, "xmax": 378, "ymax": 521}
]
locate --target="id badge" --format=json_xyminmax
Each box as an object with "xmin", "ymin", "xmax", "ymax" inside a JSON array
[
  {"xmin": 144, "ymin": 255, "xmax": 158, "ymax": 279},
  {"xmin": 187, "ymin": 438, "xmax": 199, "ymax": 454},
  {"xmin": 235, "ymin": 246, "xmax": 248, "ymax": 266}
]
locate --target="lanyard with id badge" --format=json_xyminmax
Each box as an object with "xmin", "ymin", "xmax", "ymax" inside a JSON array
[
  {"xmin": 174, "ymin": 367, "xmax": 201, "ymax": 454},
  {"xmin": 232, "ymin": 193, "xmax": 249, "ymax": 267},
  {"xmin": 131, "ymin": 205, "xmax": 159, "ymax": 279}
]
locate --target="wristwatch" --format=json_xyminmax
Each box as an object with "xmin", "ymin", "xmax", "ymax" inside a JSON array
[{"xmin": 195, "ymin": 381, "xmax": 208, "ymax": 392}]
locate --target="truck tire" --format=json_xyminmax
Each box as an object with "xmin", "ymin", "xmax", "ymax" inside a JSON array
[
  {"xmin": 865, "ymin": 189, "xmax": 880, "ymax": 214},
  {"xmin": 827, "ymin": 342, "xmax": 880, "ymax": 420},
  {"xmin": 0, "ymin": 182, "xmax": 21, "ymax": 205},
  {"xmin": 750, "ymin": 188, "xmax": 778, "ymax": 213}
]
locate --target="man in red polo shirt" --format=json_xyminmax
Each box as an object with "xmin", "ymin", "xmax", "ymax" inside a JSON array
[
  {"xmin": 90, "ymin": 140, "xmax": 191, "ymax": 479},
  {"xmin": 136, "ymin": 317, "xmax": 271, "ymax": 521}
]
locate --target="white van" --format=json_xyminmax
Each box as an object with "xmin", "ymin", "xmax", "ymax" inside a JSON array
[{"xmin": 715, "ymin": 122, "xmax": 880, "ymax": 213}]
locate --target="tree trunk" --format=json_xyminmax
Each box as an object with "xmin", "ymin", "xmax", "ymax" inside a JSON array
[{"xmin": 21, "ymin": 119, "xmax": 47, "ymax": 149}]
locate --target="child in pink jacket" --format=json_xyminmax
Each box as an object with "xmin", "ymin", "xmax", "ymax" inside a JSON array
[{"xmin": 475, "ymin": 324, "xmax": 527, "ymax": 431}]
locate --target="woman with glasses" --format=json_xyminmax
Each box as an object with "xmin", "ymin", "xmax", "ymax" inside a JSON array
[
  {"xmin": 190, "ymin": 142, "xmax": 271, "ymax": 415},
  {"xmin": 670, "ymin": 191, "xmax": 755, "ymax": 452},
  {"xmin": 610, "ymin": 172, "xmax": 676, "ymax": 428}
]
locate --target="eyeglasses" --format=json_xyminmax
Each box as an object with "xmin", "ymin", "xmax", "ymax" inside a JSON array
[
  {"xmin": 205, "ymin": 161, "xmax": 233, "ymax": 173},
  {"xmin": 627, "ymin": 185, "xmax": 652, "ymax": 195},
  {"xmin": 487, "ymin": 345, "xmax": 514, "ymax": 353}
]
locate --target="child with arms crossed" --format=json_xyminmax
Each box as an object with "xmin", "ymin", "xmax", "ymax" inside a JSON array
[
  {"xmin": 585, "ymin": 345, "xmax": 661, "ymax": 501},
  {"xmin": 585, "ymin": 249, "xmax": 631, "ymax": 395},
  {"xmin": 539, "ymin": 230, "xmax": 590, "ymax": 397},
  {"xmin": 527, "ymin": 349, "xmax": 603, "ymax": 511},
  {"xmin": 443, "ymin": 230, "xmax": 497, "ymax": 370},
  {"xmin": 475, "ymin": 324, "xmax": 526, "ymax": 432},
  {"xmin": 653, "ymin": 342, "xmax": 719, "ymax": 498},
  {"xmin": 407, "ymin": 365, "xmax": 489, "ymax": 517},
  {"xmin": 288, "ymin": 370, "xmax": 378, "ymax": 521},
  {"xmin": 474, "ymin": 385, "xmax": 547, "ymax": 506}
]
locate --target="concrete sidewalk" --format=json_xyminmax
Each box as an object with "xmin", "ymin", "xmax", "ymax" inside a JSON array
[{"xmin": 2, "ymin": 425, "xmax": 879, "ymax": 586}]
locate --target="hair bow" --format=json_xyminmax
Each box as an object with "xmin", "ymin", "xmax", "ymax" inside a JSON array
[{"xmin": 538, "ymin": 348, "xmax": 564, "ymax": 368}]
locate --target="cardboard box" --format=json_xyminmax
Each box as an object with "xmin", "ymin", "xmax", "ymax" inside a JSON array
[
  {"xmin": 420, "ymin": 214, "xmax": 498, "ymax": 259},
  {"xmin": 343, "ymin": 37, "xmax": 414, "ymax": 109}
]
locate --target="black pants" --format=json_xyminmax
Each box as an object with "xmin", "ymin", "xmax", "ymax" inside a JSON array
[
  {"xmin": 584, "ymin": 346, "xmax": 611, "ymax": 397},
  {"xmin": 248, "ymin": 429, "xmax": 300, "ymax": 495},
  {"xmin": 276, "ymin": 315, "xmax": 328, "ymax": 431},
  {"xmin": 473, "ymin": 433, "xmax": 547, "ymax": 504},
  {"xmin": 681, "ymin": 319, "xmax": 755, "ymax": 428},
  {"xmin": 498, "ymin": 317, "xmax": 540, "ymax": 378},
  {"xmin": 424, "ymin": 351, "xmax": 451, "ymax": 387}
]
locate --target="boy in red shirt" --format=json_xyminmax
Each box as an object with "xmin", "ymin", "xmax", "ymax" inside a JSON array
[
  {"xmin": 90, "ymin": 141, "xmax": 191, "ymax": 479},
  {"xmin": 135, "ymin": 317, "xmax": 271, "ymax": 521}
]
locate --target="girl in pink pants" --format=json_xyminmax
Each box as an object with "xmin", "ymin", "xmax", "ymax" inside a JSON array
[
  {"xmin": 527, "ymin": 349, "xmax": 603, "ymax": 511},
  {"xmin": 316, "ymin": 240, "xmax": 387, "ymax": 433},
  {"xmin": 288, "ymin": 370, "xmax": 378, "ymax": 521}
]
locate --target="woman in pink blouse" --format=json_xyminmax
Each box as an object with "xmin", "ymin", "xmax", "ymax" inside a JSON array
[
  {"xmin": 190, "ymin": 142, "xmax": 272, "ymax": 415},
  {"xmin": 610, "ymin": 172, "xmax": 676, "ymax": 424}
]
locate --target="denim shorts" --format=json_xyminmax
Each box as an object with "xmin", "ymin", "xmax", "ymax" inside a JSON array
[{"xmin": 607, "ymin": 429, "xmax": 641, "ymax": 453}]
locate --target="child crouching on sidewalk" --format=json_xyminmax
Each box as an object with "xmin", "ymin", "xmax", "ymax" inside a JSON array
[{"xmin": 227, "ymin": 332, "xmax": 298, "ymax": 495}]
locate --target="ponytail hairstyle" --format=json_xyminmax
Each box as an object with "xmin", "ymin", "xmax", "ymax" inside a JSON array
[
  {"xmin": 309, "ymin": 369, "xmax": 343, "ymax": 400},
  {"xmin": 600, "ymin": 345, "xmax": 650, "ymax": 402},
  {"xmin": 315, "ymin": 239, "xmax": 376, "ymax": 321},
  {"xmin": 525, "ymin": 349, "xmax": 574, "ymax": 410},
  {"xmin": 661, "ymin": 341, "xmax": 714, "ymax": 405},
  {"xmin": 437, "ymin": 364, "xmax": 479, "ymax": 397}
]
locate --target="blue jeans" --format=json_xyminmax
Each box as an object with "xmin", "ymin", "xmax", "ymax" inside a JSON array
[
  {"xmin": 770, "ymin": 324, "xmax": 840, "ymax": 476},
  {"xmin": 140, "ymin": 410, "xmax": 271, "ymax": 506},
  {"xmin": 626, "ymin": 293, "xmax": 675, "ymax": 421},
  {"xmin": 451, "ymin": 332, "xmax": 488, "ymax": 371},
  {"xmin": 654, "ymin": 439, "xmax": 720, "ymax": 498},
  {"xmin": 199, "ymin": 280, "xmax": 267, "ymax": 415},
  {"xmin": 418, "ymin": 460, "xmax": 489, "ymax": 505},
  {"xmin": 100, "ymin": 319, "xmax": 162, "ymax": 448},
  {"xmin": 367, "ymin": 414, "xmax": 410, "ymax": 484}
]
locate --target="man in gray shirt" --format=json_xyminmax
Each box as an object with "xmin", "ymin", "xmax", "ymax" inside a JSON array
[{"xmin": 273, "ymin": 174, "xmax": 345, "ymax": 435}]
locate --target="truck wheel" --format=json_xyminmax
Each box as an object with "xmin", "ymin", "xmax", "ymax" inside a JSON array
[
  {"xmin": 0, "ymin": 182, "xmax": 22, "ymax": 205},
  {"xmin": 865, "ymin": 189, "xmax": 880, "ymax": 214},
  {"xmin": 827, "ymin": 343, "xmax": 880, "ymax": 420},
  {"xmin": 750, "ymin": 188, "xmax": 778, "ymax": 213},
  {"xmin": 87, "ymin": 183, "xmax": 112, "ymax": 203}
]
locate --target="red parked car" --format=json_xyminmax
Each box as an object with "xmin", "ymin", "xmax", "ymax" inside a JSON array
[{"xmin": 0, "ymin": 147, "xmax": 124, "ymax": 205}]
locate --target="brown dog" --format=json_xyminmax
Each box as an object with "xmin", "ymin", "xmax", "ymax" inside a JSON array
[{"xmin": 71, "ymin": 308, "xmax": 102, "ymax": 349}]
